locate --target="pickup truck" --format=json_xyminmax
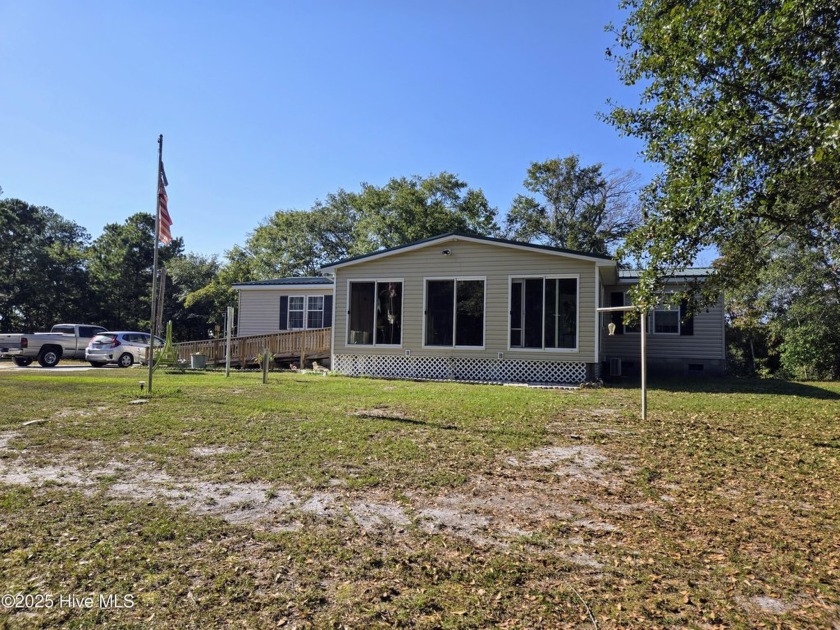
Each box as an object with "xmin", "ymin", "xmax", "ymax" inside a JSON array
[{"xmin": 0, "ymin": 324, "xmax": 108, "ymax": 367}]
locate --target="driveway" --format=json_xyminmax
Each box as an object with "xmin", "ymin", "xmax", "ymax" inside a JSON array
[{"xmin": 0, "ymin": 361, "xmax": 133, "ymax": 372}]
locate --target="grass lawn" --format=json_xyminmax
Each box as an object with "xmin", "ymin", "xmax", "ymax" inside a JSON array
[{"xmin": 0, "ymin": 362, "xmax": 837, "ymax": 628}]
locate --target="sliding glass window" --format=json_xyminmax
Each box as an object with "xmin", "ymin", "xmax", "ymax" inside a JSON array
[
  {"xmin": 348, "ymin": 281, "xmax": 403, "ymax": 345},
  {"xmin": 544, "ymin": 278, "xmax": 577, "ymax": 349},
  {"xmin": 510, "ymin": 277, "xmax": 578, "ymax": 350},
  {"xmin": 425, "ymin": 279, "xmax": 485, "ymax": 347}
]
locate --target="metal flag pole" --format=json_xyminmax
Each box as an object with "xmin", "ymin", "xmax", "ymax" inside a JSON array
[{"xmin": 147, "ymin": 134, "xmax": 163, "ymax": 394}]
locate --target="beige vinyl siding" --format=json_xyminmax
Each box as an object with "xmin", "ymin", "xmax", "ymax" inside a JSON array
[
  {"xmin": 238, "ymin": 287, "xmax": 334, "ymax": 337},
  {"xmin": 238, "ymin": 289, "xmax": 282, "ymax": 336},
  {"xmin": 333, "ymin": 239, "xmax": 598, "ymax": 361},
  {"xmin": 600, "ymin": 286, "xmax": 725, "ymax": 360}
]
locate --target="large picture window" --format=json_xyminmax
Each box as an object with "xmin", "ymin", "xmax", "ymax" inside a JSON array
[
  {"xmin": 510, "ymin": 277, "xmax": 578, "ymax": 350},
  {"xmin": 426, "ymin": 279, "xmax": 484, "ymax": 348},
  {"xmin": 348, "ymin": 281, "xmax": 403, "ymax": 345},
  {"xmin": 425, "ymin": 279, "xmax": 485, "ymax": 347}
]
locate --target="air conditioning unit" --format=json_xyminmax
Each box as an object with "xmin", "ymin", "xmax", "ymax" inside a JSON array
[{"xmin": 609, "ymin": 357, "xmax": 622, "ymax": 377}]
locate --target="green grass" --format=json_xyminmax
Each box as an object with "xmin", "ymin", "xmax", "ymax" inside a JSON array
[{"xmin": 0, "ymin": 363, "xmax": 837, "ymax": 628}]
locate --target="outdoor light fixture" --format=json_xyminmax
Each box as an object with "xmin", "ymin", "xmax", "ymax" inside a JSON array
[
  {"xmin": 608, "ymin": 322, "xmax": 616, "ymax": 336},
  {"xmin": 442, "ymin": 249, "xmax": 452, "ymax": 256}
]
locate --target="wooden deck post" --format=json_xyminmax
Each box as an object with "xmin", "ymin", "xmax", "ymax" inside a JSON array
[
  {"xmin": 299, "ymin": 330, "xmax": 306, "ymax": 369},
  {"xmin": 262, "ymin": 348, "xmax": 269, "ymax": 383}
]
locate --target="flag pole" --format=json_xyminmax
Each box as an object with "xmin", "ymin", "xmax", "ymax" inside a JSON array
[{"xmin": 147, "ymin": 134, "xmax": 163, "ymax": 394}]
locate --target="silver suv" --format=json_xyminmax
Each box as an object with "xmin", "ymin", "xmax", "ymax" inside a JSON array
[{"xmin": 85, "ymin": 332, "xmax": 164, "ymax": 368}]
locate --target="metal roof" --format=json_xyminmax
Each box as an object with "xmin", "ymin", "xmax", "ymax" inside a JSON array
[
  {"xmin": 233, "ymin": 277, "xmax": 334, "ymax": 288},
  {"xmin": 618, "ymin": 268, "xmax": 715, "ymax": 279}
]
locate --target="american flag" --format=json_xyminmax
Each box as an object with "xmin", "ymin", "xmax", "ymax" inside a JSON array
[{"xmin": 158, "ymin": 163, "xmax": 172, "ymax": 245}]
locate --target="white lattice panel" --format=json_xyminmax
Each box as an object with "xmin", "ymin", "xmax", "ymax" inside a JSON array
[{"xmin": 333, "ymin": 354, "xmax": 587, "ymax": 384}]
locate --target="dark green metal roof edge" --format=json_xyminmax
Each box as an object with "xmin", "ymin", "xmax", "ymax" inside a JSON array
[
  {"xmin": 233, "ymin": 277, "xmax": 334, "ymax": 287},
  {"xmin": 320, "ymin": 232, "xmax": 615, "ymax": 269},
  {"xmin": 618, "ymin": 268, "xmax": 715, "ymax": 279}
]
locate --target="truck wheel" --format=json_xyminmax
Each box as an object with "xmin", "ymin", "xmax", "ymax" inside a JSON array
[
  {"xmin": 117, "ymin": 353, "xmax": 134, "ymax": 368},
  {"xmin": 13, "ymin": 357, "xmax": 33, "ymax": 367},
  {"xmin": 37, "ymin": 348, "xmax": 61, "ymax": 368}
]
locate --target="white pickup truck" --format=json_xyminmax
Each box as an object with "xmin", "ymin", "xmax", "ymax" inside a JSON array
[{"xmin": 0, "ymin": 324, "xmax": 108, "ymax": 367}]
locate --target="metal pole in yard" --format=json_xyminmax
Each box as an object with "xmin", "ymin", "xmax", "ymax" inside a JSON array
[
  {"xmin": 596, "ymin": 304, "xmax": 648, "ymax": 421},
  {"xmin": 225, "ymin": 306, "xmax": 233, "ymax": 377},
  {"xmin": 641, "ymin": 307, "xmax": 648, "ymax": 421},
  {"xmin": 147, "ymin": 135, "xmax": 164, "ymax": 394},
  {"xmin": 262, "ymin": 348, "xmax": 269, "ymax": 384}
]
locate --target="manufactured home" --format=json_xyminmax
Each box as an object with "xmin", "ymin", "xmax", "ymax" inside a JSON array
[{"xmin": 234, "ymin": 233, "xmax": 725, "ymax": 383}]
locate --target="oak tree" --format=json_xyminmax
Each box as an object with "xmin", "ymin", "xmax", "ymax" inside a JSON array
[{"xmin": 606, "ymin": 0, "xmax": 840, "ymax": 304}]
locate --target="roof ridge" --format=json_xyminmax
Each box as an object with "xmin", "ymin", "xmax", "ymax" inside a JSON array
[{"xmin": 321, "ymin": 232, "xmax": 614, "ymax": 269}]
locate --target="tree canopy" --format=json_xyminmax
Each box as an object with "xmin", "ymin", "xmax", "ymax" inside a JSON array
[
  {"xmin": 725, "ymin": 228, "xmax": 840, "ymax": 379},
  {"xmin": 0, "ymin": 199, "xmax": 90, "ymax": 331},
  {"xmin": 606, "ymin": 0, "xmax": 840, "ymax": 303},
  {"xmin": 352, "ymin": 173, "xmax": 498, "ymax": 252},
  {"xmin": 86, "ymin": 213, "xmax": 185, "ymax": 331},
  {"xmin": 504, "ymin": 155, "xmax": 641, "ymax": 255},
  {"xmin": 212, "ymin": 172, "xmax": 498, "ymax": 283}
]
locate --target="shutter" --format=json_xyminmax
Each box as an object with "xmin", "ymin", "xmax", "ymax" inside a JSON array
[
  {"xmin": 610, "ymin": 292, "xmax": 625, "ymax": 335},
  {"xmin": 279, "ymin": 296, "xmax": 289, "ymax": 330},
  {"xmin": 680, "ymin": 299, "xmax": 694, "ymax": 336},
  {"xmin": 323, "ymin": 295, "xmax": 333, "ymax": 328}
]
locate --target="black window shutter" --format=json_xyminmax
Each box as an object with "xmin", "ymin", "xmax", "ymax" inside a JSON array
[
  {"xmin": 680, "ymin": 299, "xmax": 694, "ymax": 336},
  {"xmin": 323, "ymin": 295, "xmax": 333, "ymax": 328},
  {"xmin": 610, "ymin": 292, "xmax": 625, "ymax": 334},
  {"xmin": 279, "ymin": 296, "xmax": 289, "ymax": 330}
]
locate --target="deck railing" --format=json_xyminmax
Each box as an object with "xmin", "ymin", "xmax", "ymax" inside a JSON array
[{"xmin": 173, "ymin": 327, "xmax": 331, "ymax": 367}]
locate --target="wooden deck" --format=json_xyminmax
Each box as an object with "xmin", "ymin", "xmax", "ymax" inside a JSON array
[{"xmin": 174, "ymin": 328, "xmax": 331, "ymax": 368}]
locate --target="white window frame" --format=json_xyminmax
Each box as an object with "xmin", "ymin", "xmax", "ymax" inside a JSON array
[
  {"xmin": 507, "ymin": 274, "xmax": 579, "ymax": 353},
  {"xmin": 422, "ymin": 276, "xmax": 486, "ymax": 350},
  {"xmin": 307, "ymin": 295, "xmax": 325, "ymax": 329},
  {"xmin": 287, "ymin": 295, "xmax": 306, "ymax": 330},
  {"xmin": 345, "ymin": 278, "xmax": 404, "ymax": 348},
  {"xmin": 652, "ymin": 293, "xmax": 680, "ymax": 335},
  {"xmin": 283, "ymin": 293, "xmax": 329, "ymax": 331}
]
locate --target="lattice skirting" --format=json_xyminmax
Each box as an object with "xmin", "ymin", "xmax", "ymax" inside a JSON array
[{"xmin": 333, "ymin": 354, "xmax": 588, "ymax": 384}]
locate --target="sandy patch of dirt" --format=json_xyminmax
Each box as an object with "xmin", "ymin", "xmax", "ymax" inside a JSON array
[
  {"xmin": 52, "ymin": 408, "xmax": 105, "ymax": 419},
  {"xmin": 736, "ymin": 594, "xmax": 807, "ymax": 615},
  {"xmin": 0, "ymin": 426, "xmax": 644, "ymax": 556},
  {"xmin": 0, "ymin": 431, "xmax": 20, "ymax": 450},
  {"xmin": 190, "ymin": 446, "xmax": 235, "ymax": 457},
  {"xmin": 506, "ymin": 445, "xmax": 627, "ymax": 490}
]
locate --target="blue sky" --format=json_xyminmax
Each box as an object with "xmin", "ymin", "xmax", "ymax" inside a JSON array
[{"xmin": 1, "ymin": 1, "xmax": 658, "ymax": 260}]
